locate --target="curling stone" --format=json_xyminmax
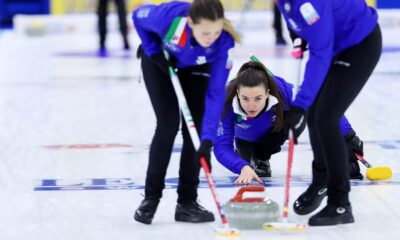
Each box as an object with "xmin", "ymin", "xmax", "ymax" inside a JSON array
[{"xmin": 223, "ymin": 186, "xmax": 279, "ymax": 229}]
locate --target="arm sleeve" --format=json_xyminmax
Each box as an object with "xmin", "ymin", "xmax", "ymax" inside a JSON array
[
  {"xmin": 340, "ymin": 115, "xmax": 353, "ymax": 136},
  {"xmin": 292, "ymin": 1, "xmax": 334, "ymax": 110},
  {"xmin": 201, "ymin": 41, "xmax": 234, "ymax": 142},
  {"xmin": 273, "ymin": 75, "xmax": 294, "ymax": 106},
  {"xmin": 214, "ymin": 109, "xmax": 250, "ymax": 174},
  {"xmin": 132, "ymin": 5, "xmax": 164, "ymax": 56}
]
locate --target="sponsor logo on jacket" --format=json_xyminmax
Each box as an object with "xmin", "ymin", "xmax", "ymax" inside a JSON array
[{"xmin": 235, "ymin": 122, "xmax": 251, "ymax": 129}]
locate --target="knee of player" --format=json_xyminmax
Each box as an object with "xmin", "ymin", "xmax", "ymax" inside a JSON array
[{"xmin": 155, "ymin": 119, "xmax": 180, "ymax": 136}]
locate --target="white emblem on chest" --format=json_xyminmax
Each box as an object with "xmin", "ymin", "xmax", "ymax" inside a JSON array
[{"xmin": 196, "ymin": 56, "xmax": 206, "ymax": 65}]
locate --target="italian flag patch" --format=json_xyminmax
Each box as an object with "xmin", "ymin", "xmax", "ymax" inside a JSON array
[
  {"xmin": 237, "ymin": 115, "xmax": 253, "ymax": 122},
  {"xmin": 164, "ymin": 17, "xmax": 188, "ymax": 47}
]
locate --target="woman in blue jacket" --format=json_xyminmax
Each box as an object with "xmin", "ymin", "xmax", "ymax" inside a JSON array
[
  {"xmin": 214, "ymin": 61, "xmax": 364, "ymax": 184},
  {"xmin": 275, "ymin": 0, "xmax": 382, "ymax": 226},
  {"xmin": 132, "ymin": 0, "xmax": 240, "ymax": 225},
  {"xmin": 214, "ymin": 60, "xmax": 293, "ymax": 184}
]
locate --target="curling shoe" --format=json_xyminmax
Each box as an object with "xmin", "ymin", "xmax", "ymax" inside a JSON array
[
  {"xmin": 308, "ymin": 203, "xmax": 354, "ymax": 226},
  {"xmin": 134, "ymin": 198, "xmax": 160, "ymax": 224},
  {"xmin": 254, "ymin": 159, "xmax": 272, "ymax": 177},
  {"xmin": 349, "ymin": 158, "xmax": 363, "ymax": 180},
  {"xmin": 293, "ymin": 184, "xmax": 327, "ymax": 215},
  {"xmin": 175, "ymin": 201, "xmax": 215, "ymax": 223},
  {"xmin": 349, "ymin": 161, "xmax": 363, "ymax": 180}
]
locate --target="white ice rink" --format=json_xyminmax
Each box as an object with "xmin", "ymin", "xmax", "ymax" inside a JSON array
[{"xmin": 0, "ymin": 10, "xmax": 399, "ymax": 240}]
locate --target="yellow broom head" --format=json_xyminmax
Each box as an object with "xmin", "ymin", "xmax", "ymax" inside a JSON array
[
  {"xmin": 214, "ymin": 227, "xmax": 241, "ymax": 236},
  {"xmin": 367, "ymin": 166, "xmax": 392, "ymax": 180},
  {"xmin": 263, "ymin": 222, "xmax": 307, "ymax": 230}
]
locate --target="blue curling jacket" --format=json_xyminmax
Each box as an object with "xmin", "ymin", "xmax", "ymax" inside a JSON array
[
  {"xmin": 132, "ymin": 1, "xmax": 235, "ymax": 142},
  {"xmin": 275, "ymin": 0, "xmax": 378, "ymax": 110},
  {"xmin": 214, "ymin": 75, "xmax": 353, "ymax": 174}
]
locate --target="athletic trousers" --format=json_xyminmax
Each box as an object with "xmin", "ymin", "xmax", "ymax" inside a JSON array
[
  {"xmin": 308, "ymin": 25, "xmax": 382, "ymax": 205},
  {"xmin": 141, "ymin": 51, "xmax": 211, "ymax": 203},
  {"xmin": 97, "ymin": 0, "xmax": 128, "ymax": 46}
]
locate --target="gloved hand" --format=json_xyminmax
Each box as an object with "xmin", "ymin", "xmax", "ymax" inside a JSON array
[
  {"xmin": 289, "ymin": 29, "xmax": 308, "ymax": 54},
  {"xmin": 196, "ymin": 140, "xmax": 213, "ymax": 171},
  {"xmin": 254, "ymin": 128, "xmax": 287, "ymax": 160},
  {"xmin": 344, "ymin": 129, "xmax": 364, "ymax": 156},
  {"xmin": 291, "ymin": 37, "xmax": 308, "ymax": 59},
  {"xmin": 344, "ymin": 129, "xmax": 364, "ymax": 180},
  {"xmin": 285, "ymin": 105, "xmax": 306, "ymax": 144},
  {"xmin": 136, "ymin": 44, "xmax": 176, "ymax": 75}
]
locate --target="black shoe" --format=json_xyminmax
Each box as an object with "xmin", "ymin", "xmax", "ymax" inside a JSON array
[
  {"xmin": 350, "ymin": 173, "xmax": 363, "ymax": 180},
  {"xmin": 175, "ymin": 201, "xmax": 215, "ymax": 223},
  {"xmin": 349, "ymin": 163, "xmax": 363, "ymax": 180},
  {"xmin": 308, "ymin": 203, "xmax": 354, "ymax": 226},
  {"xmin": 254, "ymin": 159, "xmax": 271, "ymax": 177},
  {"xmin": 293, "ymin": 184, "xmax": 327, "ymax": 215},
  {"xmin": 349, "ymin": 158, "xmax": 363, "ymax": 180},
  {"xmin": 134, "ymin": 198, "xmax": 160, "ymax": 224}
]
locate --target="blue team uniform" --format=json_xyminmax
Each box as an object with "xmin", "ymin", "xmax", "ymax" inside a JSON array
[
  {"xmin": 214, "ymin": 75, "xmax": 354, "ymax": 174},
  {"xmin": 132, "ymin": 1, "xmax": 235, "ymax": 141},
  {"xmin": 275, "ymin": 0, "xmax": 378, "ymax": 110}
]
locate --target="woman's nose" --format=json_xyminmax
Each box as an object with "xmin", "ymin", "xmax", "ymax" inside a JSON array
[{"xmin": 248, "ymin": 103, "xmax": 256, "ymax": 109}]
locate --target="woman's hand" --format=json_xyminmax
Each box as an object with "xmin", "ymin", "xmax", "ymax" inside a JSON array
[{"xmin": 234, "ymin": 165, "xmax": 263, "ymax": 185}]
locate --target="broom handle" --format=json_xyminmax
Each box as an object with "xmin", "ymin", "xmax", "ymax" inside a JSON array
[
  {"xmin": 250, "ymin": 55, "xmax": 298, "ymax": 220},
  {"xmin": 162, "ymin": 47, "xmax": 230, "ymax": 228},
  {"xmin": 355, "ymin": 153, "xmax": 373, "ymax": 168},
  {"xmin": 295, "ymin": 56, "xmax": 302, "ymax": 94},
  {"xmin": 283, "ymin": 130, "xmax": 295, "ymax": 219},
  {"xmin": 282, "ymin": 57, "xmax": 301, "ymax": 219},
  {"xmin": 282, "ymin": 55, "xmax": 302, "ymax": 219},
  {"xmin": 200, "ymin": 157, "xmax": 229, "ymax": 226}
]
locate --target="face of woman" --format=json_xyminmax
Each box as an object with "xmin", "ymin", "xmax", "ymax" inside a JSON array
[
  {"xmin": 237, "ymin": 84, "xmax": 269, "ymax": 117},
  {"xmin": 188, "ymin": 17, "xmax": 224, "ymax": 47}
]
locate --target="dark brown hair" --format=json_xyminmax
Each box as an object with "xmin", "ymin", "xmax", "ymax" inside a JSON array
[
  {"xmin": 222, "ymin": 61, "xmax": 288, "ymax": 132},
  {"xmin": 189, "ymin": 0, "xmax": 241, "ymax": 43}
]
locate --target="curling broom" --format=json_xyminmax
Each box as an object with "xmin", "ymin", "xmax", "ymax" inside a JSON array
[
  {"xmin": 263, "ymin": 130, "xmax": 306, "ymax": 230},
  {"xmin": 162, "ymin": 47, "xmax": 240, "ymax": 236},
  {"xmin": 355, "ymin": 153, "xmax": 392, "ymax": 181},
  {"xmin": 250, "ymin": 53, "xmax": 306, "ymax": 230}
]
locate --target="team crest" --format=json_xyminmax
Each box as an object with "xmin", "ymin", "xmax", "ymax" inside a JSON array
[
  {"xmin": 300, "ymin": 2, "xmax": 320, "ymax": 25},
  {"xmin": 196, "ymin": 56, "xmax": 206, "ymax": 65},
  {"xmin": 136, "ymin": 8, "xmax": 150, "ymax": 18}
]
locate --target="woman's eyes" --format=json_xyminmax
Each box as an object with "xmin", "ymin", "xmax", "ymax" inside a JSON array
[
  {"xmin": 242, "ymin": 97, "xmax": 262, "ymax": 102},
  {"xmin": 202, "ymin": 31, "xmax": 220, "ymax": 36}
]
